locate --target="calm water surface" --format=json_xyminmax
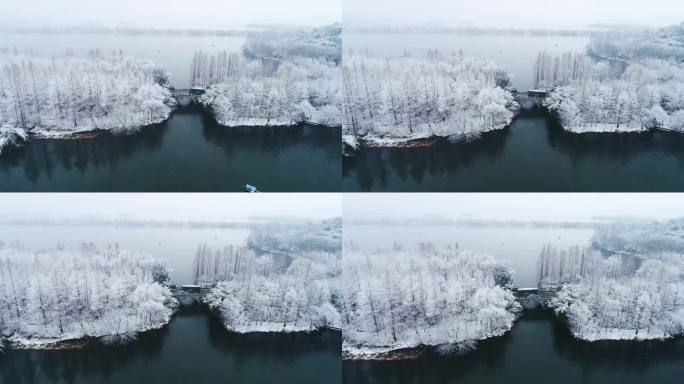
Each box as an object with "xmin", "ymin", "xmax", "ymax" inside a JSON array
[
  {"xmin": 0, "ymin": 307, "xmax": 342, "ymax": 384},
  {"xmin": 0, "ymin": 107, "xmax": 341, "ymax": 192},
  {"xmin": 343, "ymin": 111, "xmax": 684, "ymax": 192},
  {"xmin": 343, "ymin": 309, "xmax": 684, "ymax": 384}
]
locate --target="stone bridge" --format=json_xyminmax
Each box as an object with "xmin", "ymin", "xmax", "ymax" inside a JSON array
[
  {"xmin": 170, "ymin": 87, "xmax": 206, "ymax": 107},
  {"xmin": 172, "ymin": 284, "xmax": 214, "ymax": 305},
  {"xmin": 513, "ymin": 287, "xmax": 557, "ymax": 309},
  {"xmin": 513, "ymin": 90, "xmax": 548, "ymax": 110}
]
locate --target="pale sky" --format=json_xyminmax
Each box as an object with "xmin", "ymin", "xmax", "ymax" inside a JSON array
[
  {"xmin": 0, "ymin": 194, "xmax": 341, "ymax": 222},
  {"xmin": 1, "ymin": 0, "xmax": 340, "ymax": 29},
  {"xmin": 344, "ymin": 194, "xmax": 684, "ymax": 222},
  {"xmin": 345, "ymin": 0, "xmax": 684, "ymax": 29}
]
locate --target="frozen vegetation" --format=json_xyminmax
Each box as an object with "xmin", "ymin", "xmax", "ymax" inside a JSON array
[
  {"xmin": 592, "ymin": 218, "xmax": 684, "ymax": 254},
  {"xmin": 192, "ymin": 25, "xmax": 341, "ymax": 127},
  {"xmin": 540, "ymin": 245, "xmax": 684, "ymax": 341},
  {"xmin": 538, "ymin": 24, "xmax": 684, "ymax": 133},
  {"xmin": 343, "ymin": 242, "xmax": 520, "ymax": 358},
  {"xmin": 343, "ymin": 51, "xmax": 518, "ymax": 145},
  {"xmin": 0, "ymin": 243, "xmax": 177, "ymax": 348},
  {"xmin": 196, "ymin": 219, "xmax": 341, "ymax": 333},
  {"xmin": 0, "ymin": 51, "xmax": 175, "ymax": 154}
]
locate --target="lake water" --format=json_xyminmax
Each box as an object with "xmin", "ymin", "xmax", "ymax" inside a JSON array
[
  {"xmin": 344, "ymin": 224, "xmax": 595, "ymax": 287},
  {"xmin": 0, "ymin": 307, "xmax": 342, "ymax": 384},
  {"xmin": 0, "ymin": 107, "xmax": 341, "ymax": 192},
  {"xmin": 344, "ymin": 32, "xmax": 590, "ymax": 91},
  {"xmin": 343, "ymin": 110, "xmax": 684, "ymax": 192},
  {"xmin": 0, "ymin": 32, "xmax": 245, "ymax": 88},
  {"xmin": 343, "ymin": 309, "xmax": 684, "ymax": 384},
  {"xmin": 0, "ymin": 224, "xmax": 251, "ymax": 284},
  {"xmin": 0, "ymin": 33, "xmax": 340, "ymax": 192}
]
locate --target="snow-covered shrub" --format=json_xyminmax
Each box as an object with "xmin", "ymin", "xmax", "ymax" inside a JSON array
[
  {"xmin": 0, "ymin": 126, "xmax": 27, "ymax": 155},
  {"xmin": 0, "ymin": 245, "xmax": 178, "ymax": 347},
  {"xmin": 0, "ymin": 50, "xmax": 174, "ymax": 147},
  {"xmin": 100, "ymin": 331, "xmax": 138, "ymax": 346},
  {"xmin": 541, "ymin": 245, "xmax": 684, "ymax": 341},
  {"xmin": 342, "ymin": 52, "xmax": 518, "ymax": 143},
  {"xmin": 342, "ymin": 243, "xmax": 520, "ymax": 357}
]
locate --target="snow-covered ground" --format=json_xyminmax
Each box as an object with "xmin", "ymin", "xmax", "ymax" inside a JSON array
[
  {"xmin": 0, "ymin": 51, "xmax": 175, "ymax": 154},
  {"xmin": 0, "ymin": 245, "xmax": 178, "ymax": 348},
  {"xmin": 540, "ymin": 245, "xmax": 684, "ymax": 341},
  {"xmin": 342, "ymin": 53, "xmax": 518, "ymax": 146},
  {"xmin": 343, "ymin": 243, "xmax": 520, "ymax": 358}
]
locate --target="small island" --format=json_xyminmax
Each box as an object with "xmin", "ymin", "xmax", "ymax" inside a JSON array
[{"xmin": 342, "ymin": 243, "xmax": 520, "ymax": 359}]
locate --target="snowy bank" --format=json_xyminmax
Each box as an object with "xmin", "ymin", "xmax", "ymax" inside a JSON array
[
  {"xmin": 0, "ymin": 245, "xmax": 178, "ymax": 348},
  {"xmin": 0, "ymin": 51, "xmax": 175, "ymax": 154},
  {"xmin": 343, "ymin": 243, "xmax": 520, "ymax": 359},
  {"xmin": 539, "ymin": 245, "xmax": 684, "ymax": 341},
  {"xmin": 342, "ymin": 52, "xmax": 518, "ymax": 146}
]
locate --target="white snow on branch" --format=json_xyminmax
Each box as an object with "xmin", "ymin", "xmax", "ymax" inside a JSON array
[
  {"xmin": 0, "ymin": 244, "xmax": 177, "ymax": 348},
  {"xmin": 342, "ymin": 51, "xmax": 518, "ymax": 144},
  {"xmin": 0, "ymin": 50, "xmax": 175, "ymax": 153},
  {"xmin": 541, "ymin": 245, "xmax": 684, "ymax": 341},
  {"xmin": 343, "ymin": 242, "xmax": 520, "ymax": 358}
]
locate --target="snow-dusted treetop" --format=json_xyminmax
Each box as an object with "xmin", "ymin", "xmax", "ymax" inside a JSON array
[
  {"xmin": 0, "ymin": 50, "xmax": 175, "ymax": 154},
  {"xmin": 541, "ymin": 245, "xmax": 684, "ymax": 341},
  {"xmin": 343, "ymin": 242, "xmax": 520, "ymax": 358},
  {"xmin": 343, "ymin": 51, "xmax": 518, "ymax": 144},
  {"xmin": 0, "ymin": 243, "xmax": 177, "ymax": 347},
  {"xmin": 195, "ymin": 219, "xmax": 342, "ymax": 333}
]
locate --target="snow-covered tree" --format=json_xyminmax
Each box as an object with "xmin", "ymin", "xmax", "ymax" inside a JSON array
[
  {"xmin": 199, "ymin": 219, "xmax": 341, "ymax": 332},
  {"xmin": 0, "ymin": 50, "xmax": 175, "ymax": 153},
  {"xmin": 343, "ymin": 242, "xmax": 520, "ymax": 357},
  {"xmin": 342, "ymin": 51, "xmax": 518, "ymax": 144},
  {"xmin": 541, "ymin": 245, "xmax": 684, "ymax": 341},
  {"xmin": 0, "ymin": 244, "xmax": 177, "ymax": 347},
  {"xmin": 192, "ymin": 25, "xmax": 341, "ymax": 127}
]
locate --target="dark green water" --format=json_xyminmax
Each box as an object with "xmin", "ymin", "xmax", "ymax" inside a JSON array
[
  {"xmin": 0, "ymin": 107, "xmax": 341, "ymax": 192},
  {"xmin": 343, "ymin": 310, "xmax": 684, "ymax": 384},
  {"xmin": 0, "ymin": 308, "xmax": 341, "ymax": 384},
  {"xmin": 343, "ymin": 111, "xmax": 684, "ymax": 192}
]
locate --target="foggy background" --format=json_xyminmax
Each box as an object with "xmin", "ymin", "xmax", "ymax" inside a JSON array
[
  {"xmin": 344, "ymin": 194, "xmax": 684, "ymax": 222},
  {"xmin": 0, "ymin": 0, "xmax": 340, "ymax": 29},
  {"xmin": 0, "ymin": 193, "xmax": 341, "ymax": 222},
  {"xmin": 344, "ymin": 0, "xmax": 684, "ymax": 29}
]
